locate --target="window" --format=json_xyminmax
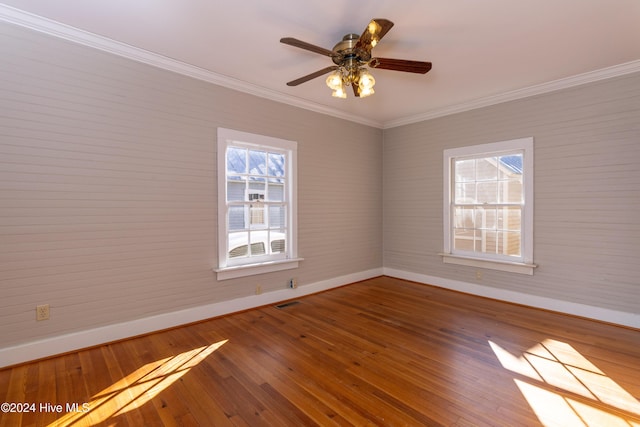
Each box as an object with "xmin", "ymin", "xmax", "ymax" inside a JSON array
[
  {"xmin": 442, "ymin": 137, "xmax": 535, "ymax": 274},
  {"xmin": 215, "ymin": 128, "xmax": 301, "ymax": 280}
]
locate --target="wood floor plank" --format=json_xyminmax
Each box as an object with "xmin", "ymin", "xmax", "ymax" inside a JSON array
[
  {"xmin": 1, "ymin": 367, "xmax": 27, "ymax": 427},
  {"xmin": 1, "ymin": 276, "xmax": 640, "ymax": 426}
]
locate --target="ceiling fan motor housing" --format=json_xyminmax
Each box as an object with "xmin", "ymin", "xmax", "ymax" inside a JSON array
[{"xmin": 332, "ymin": 33, "xmax": 371, "ymax": 66}]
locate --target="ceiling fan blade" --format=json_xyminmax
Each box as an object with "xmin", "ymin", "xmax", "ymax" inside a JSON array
[
  {"xmin": 369, "ymin": 57, "xmax": 432, "ymax": 74},
  {"xmin": 280, "ymin": 37, "xmax": 336, "ymax": 57},
  {"xmin": 286, "ymin": 66, "xmax": 338, "ymax": 86},
  {"xmin": 355, "ymin": 19, "xmax": 394, "ymax": 53}
]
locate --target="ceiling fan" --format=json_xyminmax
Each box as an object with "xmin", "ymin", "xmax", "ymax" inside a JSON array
[{"xmin": 280, "ymin": 19, "xmax": 432, "ymax": 98}]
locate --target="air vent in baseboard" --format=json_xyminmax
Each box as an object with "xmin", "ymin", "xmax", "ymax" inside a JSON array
[{"xmin": 275, "ymin": 301, "xmax": 300, "ymax": 309}]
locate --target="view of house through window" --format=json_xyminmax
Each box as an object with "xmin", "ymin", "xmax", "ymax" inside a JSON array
[
  {"xmin": 443, "ymin": 137, "xmax": 534, "ymax": 273},
  {"xmin": 226, "ymin": 146, "xmax": 287, "ymax": 259},
  {"xmin": 453, "ymin": 153, "xmax": 523, "ymax": 257},
  {"xmin": 216, "ymin": 128, "xmax": 299, "ymax": 278}
]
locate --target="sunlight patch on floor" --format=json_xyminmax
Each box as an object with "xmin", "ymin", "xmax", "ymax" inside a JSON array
[
  {"xmin": 47, "ymin": 339, "xmax": 227, "ymax": 427},
  {"xmin": 489, "ymin": 338, "xmax": 640, "ymax": 427}
]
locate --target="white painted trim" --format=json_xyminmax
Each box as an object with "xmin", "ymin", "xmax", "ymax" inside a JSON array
[
  {"xmin": 0, "ymin": 268, "xmax": 383, "ymax": 368},
  {"xmin": 2, "ymin": 263, "xmax": 636, "ymax": 366},
  {"xmin": 0, "ymin": 4, "xmax": 381, "ymax": 129},
  {"xmin": 440, "ymin": 253, "xmax": 536, "ymax": 275},
  {"xmin": 384, "ymin": 60, "xmax": 640, "ymax": 128},
  {"xmin": 2, "ymin": 5, "xmax": 639, "ymax": 130},
  {"xmin": 214, "ymin": 258, "xmax": 304, "ymax": 280},
  {"xmin": 383, "ymin": 268, "xmax": 640, "ymax": 330}
]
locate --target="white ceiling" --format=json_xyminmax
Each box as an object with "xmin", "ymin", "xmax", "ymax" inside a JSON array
[{"xmin": 2, "ymin": 0, "xmax": 640, "ymax": 128}]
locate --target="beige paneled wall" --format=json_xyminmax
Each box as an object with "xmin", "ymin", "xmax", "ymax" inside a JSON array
[
  {"xmin": 2, "ymin": 16, "xmax": 638, "ymax": 358},
  {"xmin": 384, "ymin": 72, "xmax": 640, "ymax": 314},
  {"xmin": 0, "ymin": 22, "xmax": 382, "ymax": 350}
]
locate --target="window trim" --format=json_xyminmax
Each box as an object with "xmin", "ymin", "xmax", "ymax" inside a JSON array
[
  {"xmin": 442, "ymin": 137, "xmax": 536, "ymax": 275},
  {"xmin": 215, "ymin": 128, "xmax": 301, "ymax": 280}
]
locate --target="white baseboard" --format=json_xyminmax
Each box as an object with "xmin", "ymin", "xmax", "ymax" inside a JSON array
[
  {"xmin": 384, "ymin": 268, "xmax": 640, "ymax": 329},
  {"xmin": 6, "ymin": 266, "xmax": 634, "ymax": 368},
  {"xmin": 0, "ymin": 268, "xmax": 383, "ymax": 368}
]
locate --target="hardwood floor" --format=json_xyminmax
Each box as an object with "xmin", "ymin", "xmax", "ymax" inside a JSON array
[{"xmin": 2, "ymin": 276, "xmax": 640, "ymax": 426}]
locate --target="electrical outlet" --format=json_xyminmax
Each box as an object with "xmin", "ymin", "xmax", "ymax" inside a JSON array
[
  {"xmin": 36, "ymin": 304, "xmax": 50, "ymax": 321},
  {"xmin": 255, "ymin": 284, "xmax": 262, "ymax": 295},
  {"xmin": 288, "ymin": 278, "xmax": 298, "ymax": 289},
  {"xmin": 475, "ymin": 270, "xmax": 483, "ymax": 280}
]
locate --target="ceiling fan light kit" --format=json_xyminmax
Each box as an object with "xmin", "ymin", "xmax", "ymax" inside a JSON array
[
  {"xmin": 280, "ymin": 18, "xmax": 432, "ymax": 99},
  {"xmin": 326, "ymin": 66, "xmax": 375, "ymax": 98}
]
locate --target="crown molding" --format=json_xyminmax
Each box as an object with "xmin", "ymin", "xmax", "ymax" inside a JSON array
[
  {"xmin": 0, "ymin": 4, "xmax": 381, "ymax": 128},
  {"xmin": 2, "ymin": 4, "xmax": 638, "ymax": 130},
  {"xmin": 383, "ymin": 59, "xmax": 640, "ymax": 129}
]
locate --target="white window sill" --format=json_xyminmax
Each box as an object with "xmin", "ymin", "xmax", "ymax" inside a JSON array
[
  {"xmin": 439, "ymin": 253, "xmax": 537, "ymax": 275},
  {"xmin": 214, "ymin": 258, "xmax": 304, "ymax": 281}
]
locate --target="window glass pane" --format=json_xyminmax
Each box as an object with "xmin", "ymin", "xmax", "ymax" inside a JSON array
[
  {"xmin": 454, "ymin": 228, "xmax": 476, "ymax": 252},
  {"xmin": 455, "ymin": 159, "xmax": 475, "ymax": 181},
  {"xmin": 479, "ymin": 208, "xmax": 497, "ymax": 230},
  {"xmin": 250, "ymin": 242, "xmax": 266, "ymax": 255},
  {"xmin": 228, "ymin": 205, "xmax": 245, "ymax": 231},
  {"xmin": 505, "ymin": 206, "xmax": 522, "ymax": 231},
  {"xmin": 481, "ymin": 230, "xmax": 498, "ymax": 254},
  {"xmin": 268, "ymin": 153, "xmax": 285, "ymax": 177},
  {"xmin": 227, "ymin": 178, "xmax": 245, "ymax": 202},
  {"xmin": 269, "ymin": 205, "xmax": 286, "ymax": 228},
  {"xmin": 228, "ymin": 231, "xmax": 248, "ymax": 258},
  {"xmin": 477, "ymin": 157, "xmax": 498, "ymax": 180},
  {"xmin": 473, "ymin": 230, "xmax": 483, "ymax": 252},
  {"xmin": 499, "ymin": 154, "xmax": 523, "ymax": 178},
  {"xmin": 270, "ymin": 229, "xmax": 286, "ymax": 254},
  {"xmin": 499, "ymin": 178, "xmax": 523, "ymax": 203},
  {"xmin": 227, "ymin": 147, "xmax": 246, "ymax": 174},
  {"xmin": 500, "ymin": 231, "xmax": 521, "ymax": 257},
  {"xmin": 271, "ymin": 238, "xmax": 285, "ymax": 254},
  {"xmin": 249, "ymin": 150, "xmax": 267, "ymax": 176},
  {"xmin": 248, "ymin": 230, "xmax": 270, "ymax": 255},
  {"xmin": 249, "ymin": 204, "xmax": 265, "ymax": 228},
  {"xmin": 268, "ymin": 180, "xmax": 284, "ymax": 202},
  {"xmin": 454, "ymin": 206, "xmax": 475, "ymax": 229},
  {"xmin": 455, "ymin": 183, "xmax": 476, "ymax": 203},
  {"xmin": 247, "ymin": 178, "xmax": 265, "ymax": 202},
  {"xmin": 477, "ymin": 182, "xmax": 498, "ymax": 203}
]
